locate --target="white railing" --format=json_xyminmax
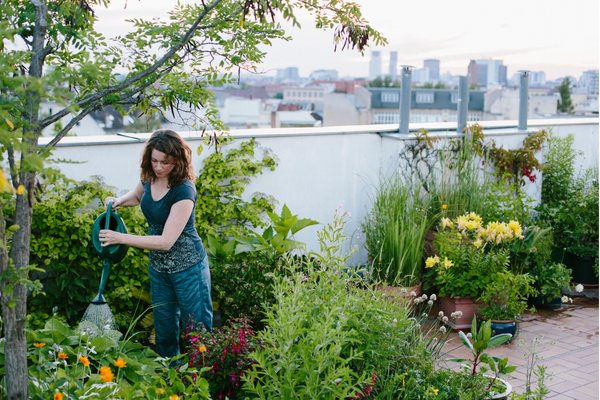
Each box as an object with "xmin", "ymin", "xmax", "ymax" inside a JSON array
[{"xmin": 40, "ymin": 118, "xmax": 599, "ymax": 265}]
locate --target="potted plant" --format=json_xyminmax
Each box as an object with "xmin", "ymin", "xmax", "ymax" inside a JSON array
[
  {"xmin": 361, "ymin": 173, "xmax": 431, "ymax": 296},
  {"xmin": 447, "ymin": 317, "xmax": 517, "ymax": 399},
  {"xmin": 424, "ymin": 212, "xmax": 526, "ymax": 330},
  {"xmin": 477, "ymin": 271, "xmax": 537, "ymax": 342},
  {"xmin": 529, "ymin": 261, "xmax": 574, "ymax": 307}
]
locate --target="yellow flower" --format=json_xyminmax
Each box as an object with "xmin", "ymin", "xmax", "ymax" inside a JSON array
[
  {"xmin": 441, "ymin": 217, "xmax": 453, "ymax": 230},
  {"xmin": 58, "ymin": 352, "xmax": 68, "ymax": 360},
  {"xmin": 99, "ymin": 366, "xmax": 114, "ymax": 382},
  {"xmin": 198, "ymin": 344, "xmax": 207, "ymax": 353},
  {"xmin": 156, "ymin": 388, "xmax": 165, "ymax": 395},
  {"xmin": 170, "ymin": 395, "xmax": 179, "ymax": 400},
  {"xmin": 442, "ymin": 204, "xmax": 447, "ymax": 209},
  {"xmin": 114, "ymin": 358, "xmax": 127, "ymax": 368},
  {"xmin": 464, "ymin": 220, "xmax": 480, "ymax": 230},
  {"xmin": 33, "ymin": 342, "xmax": 46, "ymax": 348},
  {"xmin": 54, "ymin": 393, "xmax": 64, "ymax": 400},
  {"xmin": 431, "ymin": 388, "xmax": 439, "ymax": 396},
  {"xmin": 16, "ymin": 185, "xmax": 24, "ymax": 195},
  {"xmin": 467, "ymin": 212, "xmax": 482, "ymax": 222},
  {"xmin": 442, "ymin": 257, "xmax": 453, "ymax": 269},
  {"xmin": 473, "ymin": 239, "xmax": 482, "ymax": 248},
  {"xmin": 425, "ymin": 256, "xmax": 438, "ymax": 269},
  {"xmin": 79, "ymin": 355, "xmax": 90, "ymax": 367}
]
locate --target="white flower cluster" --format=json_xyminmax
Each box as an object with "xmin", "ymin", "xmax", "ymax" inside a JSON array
[
  {"xmin": 562, "ymin": 296, "xmax": 573, "ymax": 304},
  {"xmin": 575, "ymin": 284, "xmax": 584, "ymax": 293},
  {"xmin": 450, "ymin": 311, "xmax": 463, "ymax": 319}
]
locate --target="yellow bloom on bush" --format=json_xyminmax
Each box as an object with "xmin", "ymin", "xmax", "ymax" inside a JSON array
[
  {"xmin": 425, "ymin": 256, "xmax": 438, "ymax": 269},
  {"xmin": 473, "ymin": 239, "xmax": 483, "ymax": 248},
  {"xmin": 198, "ymin": 344, "xmax": 207, "ymax": 353},
  {"xmin": 442, "ymin": 204, "xmax": 447, "ymax": 209},
  {"xmin": 79, "ymin": 355, "xmax": 90, "ymax": 367},
  {"xmin": 441, "ymin": 217, "xmax": 453, "ymax": 229},
  {"xmin": 33, "ymin": 342, "xmax": 45, "ymax": 348},
  {"xmin": 156, "ymin": 388, "xmax": 165, "ymax": 395},
  {"xmin": 170, "ymin": 395, "xmax": 179, "ymax": 400},
  {"xmin": 467, "ymin": 212, "xmax": 482, "ymax": 222},
  {"xmin": 464, "ymin": 220, "xmax": 480, "ymax": 230},
  {"xmin": 58, "ymin": 352, "xmax": 68, "ymax": 360},
  {"xmin": 442, "ymin": 257, "xmax": 453, "ymax": 269},
  {"xmin": 54, "ymin": 393, "xmax": 63, "ymax": 400},
  {"xmin": 99, "ymin": 366, "xmax": 114, "ymax": 382},
  {"xmin": 114, "ymin": 358, "xmax": 127, "ymax": 368}
]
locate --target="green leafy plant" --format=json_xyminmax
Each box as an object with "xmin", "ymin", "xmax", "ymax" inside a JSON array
[
  {"xmin": 243, "ymin": 209, "xmax": 434, "ymax": 399},
  {"xmin": 510, "ymin": 337, "xmax": 552, "ymax": 400},
  {"xmin": 362, "ymin": 173, "xmax": 431, "ymax": 287},
  {"xmin": 235, "ymin": 204, "xmax": 319, "ymax": 261},
  {"xmin": 478, "ymin": 271, "xmax": 537, "ymax": 321},
  {"xmin": 448, "ymin": 317, "xmax": 517, "ymax": 397},
  {"xmin": 0, "ymin": 317, "xmax": 211, "ymax": 399},
  {"xmin": 425, "ymin": 213, "xmax": 525, "ymax": 298},
  {"xmin": 186, "ymin": 316, "xmax": 262, "ymax": 400},
  {"xmin": 481, "ymin": 177, "xmax": 536, "ymax": 228},
  {"xmin": 541, "ymin": 132, "xmax": 580, "ymax": 206},
  {"xmin": 195, "ymin": 136, "xmax": 278, "ymax": 241},
  {"xmin": 529, "ymin": 262, "xmax": 573, "ymax": 301}
]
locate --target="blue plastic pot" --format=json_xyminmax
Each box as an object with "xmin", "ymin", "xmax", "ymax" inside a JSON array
[{"xmin": 490, "ymin": 320, "xmax": 516, "ymax": 344}]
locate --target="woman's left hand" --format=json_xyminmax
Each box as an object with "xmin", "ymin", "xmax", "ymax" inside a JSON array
[{"xmin": 99, "ymin": 230, "xmax": 122, "ymax": 247}]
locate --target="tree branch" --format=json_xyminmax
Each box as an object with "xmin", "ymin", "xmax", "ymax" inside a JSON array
[
  {"xmin": 44, "ymin": 103, "xmax": 102, "ymax": 148},
  {"xmin": 7, "ymin": 144, "xmax": 18, "ymax": 188},
  {"xmin": 39, "ymin": 0, "xmax": 225, "ymax": 130}
]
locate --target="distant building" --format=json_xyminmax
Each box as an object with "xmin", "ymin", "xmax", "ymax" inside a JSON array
[
  {"xmin": 368, "ymin": 88, "xmax": 485, "ymax": 123},
  {"xmin": 483, "ymin": 89, "xmax": 558, "ymax": 120},
  {"xmin": 476, "ymin": 59, "xmax": 506, "ymax": 86},
  {"xmin": 389, "ymin": 51, "xmax": 398, "ymax": 80},
  {"xmin": 369, "ymin": 51, "xmax": 382, "ymax": 80},
  {"xmin": 276, "ymin": 67, "xmax": 300, "ymax": 81},
  {"xmin": 579, "ymin": 70, "xmax": 599, "ymax": 95},
  {"xmin": 467, "ymin": 60, "xmax": 478, "ymax": 86},
  {"xmin": 310, "ymin": 69, "xmax": 339, "ymax": 81},
  {"xmin": 529, "ymin": 71, "xmax": 547, "ymax": 86},
  {"xmin": 412, "ymin": 68, "xmax": 430, "ymax": 84},
  {"xmin": 424, "ymin": 59, "xmax": 440, "ymax": 81},
  {"xmin": 477, "ymin": 64, "xmax": 488, "ymax": 86},
  {"xmin": 323, "ymin": 86, "xmax": 372, "ymax": 127},
  {"xmin": 40, "ymin": 102, "xmax": 106, "ymax": 136}
]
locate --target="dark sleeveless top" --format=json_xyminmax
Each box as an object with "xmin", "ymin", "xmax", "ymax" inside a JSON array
[{"xmin": 140, "ymin": 179, "xmax": 206, "ymax": 274}]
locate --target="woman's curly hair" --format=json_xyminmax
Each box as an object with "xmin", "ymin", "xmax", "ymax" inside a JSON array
[{"xmin": 140, "ymin": 129, "xmax": 194, "ymax": 186}]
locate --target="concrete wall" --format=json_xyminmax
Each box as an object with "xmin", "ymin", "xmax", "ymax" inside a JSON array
[{"xmin": 39, "ymin": 118, "xmax": 599, "ymax": 265}]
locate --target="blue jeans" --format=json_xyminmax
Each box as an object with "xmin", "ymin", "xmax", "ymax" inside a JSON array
[{"xmin": 149, "ymin": 254, "xmax": 213, "ymax": 358}]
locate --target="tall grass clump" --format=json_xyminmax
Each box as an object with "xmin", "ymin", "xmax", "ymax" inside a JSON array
[
  {"xmin": 362, "ymin": 172, "xmax": 431, "ymax": 287},
  {"xmin": 427, "ymin": 127, "xmax": 490, "ymax": 225}
]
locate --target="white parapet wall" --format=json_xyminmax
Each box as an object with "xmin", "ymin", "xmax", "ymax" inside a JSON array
[{"xmin": 40, "ymin": 118, "xmax": 599, "ymax": 266}]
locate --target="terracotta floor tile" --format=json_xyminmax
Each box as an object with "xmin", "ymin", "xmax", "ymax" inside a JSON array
[
  {"xmin": 547, "ymin": 394, "xmax": 576, "ymax": 400},
  {"xmin": 548, "ymin": 379, "xmax": 584, "ymax": 393},
  {"xmin": 559, "ymin": 370, "xmax": 596, "ymax": 385},
  {"xmin": 564, "ymin": 388, "xmax": 599, "ymax": 400}
]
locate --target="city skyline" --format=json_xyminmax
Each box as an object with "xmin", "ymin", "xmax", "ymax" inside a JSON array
[{"xmin": 93, "ymin": 0, "xmax": 598, "ymax": 81}]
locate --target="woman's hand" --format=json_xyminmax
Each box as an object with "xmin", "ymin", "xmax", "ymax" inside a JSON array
[
  {"xmin": 99, "ymin": 229, "xmax": 123, "ymax": 247},
  {"xmin": 104, "ymin": 197, "xmax": 121, "ymax": 210}
]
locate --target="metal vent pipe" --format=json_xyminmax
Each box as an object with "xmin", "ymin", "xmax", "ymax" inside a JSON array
[
  {"xmin": 457, "ymin": 76, "xmax": 468, "ymax": 134},
  {"xmin": 399, "ymin": 65, "xmax": 413, "ymax": 135},
  {"xmin": 518, "ymin": 70, "xmax": 530, "ymax": 131}
]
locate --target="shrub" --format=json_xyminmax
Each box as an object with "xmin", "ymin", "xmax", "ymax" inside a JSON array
[{"xmin": 186, "ymin": 316, "xmax": 262, "ymax": 400}]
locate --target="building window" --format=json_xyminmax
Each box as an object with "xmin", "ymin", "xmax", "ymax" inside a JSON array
[
  {"xmin": 291, "ymin": 91, "xmax": 295, "ymax": 97},
  {"xmin": 303, "ymin": 92, "xmax": 307, "ymax": 97},
  {"xmin": 467, "ymin": 114, "xmax": 480, "ymax": 121},
  {"xmin": 416, "ymin": 92, "xmax": 434, "ymax": 103},
  {"xmin": 308, "ymin": 92, "xmax": 312, "ymax": 98},
  {"xmin": 319, "ymin": 92, "xmax": 323, "ymax": 98},
  {"xmin": 381, "ymin": 92, "xmax": 399, "ymax": 102},
  {"xmin": 374, "ymin": 112, "xmax": 399, "ymax": 124}
]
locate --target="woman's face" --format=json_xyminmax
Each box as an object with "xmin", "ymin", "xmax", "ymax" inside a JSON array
[{"xmin": 150, "ymin": 149, "xmax": 175, "ymax": 179}]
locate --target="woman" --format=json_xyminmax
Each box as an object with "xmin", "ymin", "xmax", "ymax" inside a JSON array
[{"xmin": 100, "ymin": 129, "xmax": 212, "ymax": 358}]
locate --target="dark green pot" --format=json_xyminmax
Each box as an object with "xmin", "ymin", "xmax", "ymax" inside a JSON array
[{"xmin": 566, "ymin": 252, "xmax": 598, "ymax": 286}]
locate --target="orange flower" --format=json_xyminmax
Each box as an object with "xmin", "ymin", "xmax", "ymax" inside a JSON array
[
  {"xmin": 99, "ymin": 366, "xmax": 114, "ymax": 382},
  {"xmin": 79, "ymin": 355, "xmax": 90, "ymax": 367},
  {"xmin": 169, "ymin": 395, "xmax": 179, "ymax": 400},
  {"xmin": 54, "ymin": 393, "xmax": 64, "ymax": 400},
  {"xmin": 442, "ymin": 204, "xmax": 447, "ymax": 209},
  {"xmin": 198, "ymin": 344, "xmax": 207, "ymax": 353},
  {"xmin": 114, "ymin": 357, "xmax": 127, "ymax": 368},
  {"xmin": 58, "ymin": 352, "xmax": 68, "ymax": 360},
  {"xmin": 33, "ymin": 342, "xmax": 46, "ymax": 348}
]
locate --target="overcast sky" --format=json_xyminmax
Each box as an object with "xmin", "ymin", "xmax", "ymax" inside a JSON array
[{"xmin": 94, "ymin": 0, "xmax": 599, "ymax": 81}]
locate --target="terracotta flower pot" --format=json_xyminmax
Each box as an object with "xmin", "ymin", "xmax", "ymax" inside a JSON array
[
  {"xmin": 376, "ymin": 282, "xmax": 422, "ymax": 304},
  {"xmin": 440, "ymin": 296, "xmax": 482, "ymax": 331}
]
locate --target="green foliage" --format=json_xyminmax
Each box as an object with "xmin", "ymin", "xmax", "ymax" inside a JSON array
[
  {"xmin": 0, "ymin": 317, "xmax": 211, "ymax": 399},
  {"xmin": 478, "ymin": 272, "xmax": 537, "ymax": 321},
  {"xmin": 362, "ymin": 173, "xmax": 431, "ymax": 287},
  {"xmin": 541, "ymin": 132, "xmax": 580, "ymax": 205},
  {"xmin": 243, "ymin": 210, "xmax": 430, "ymax": 399},
  {"xmin": 365, "ymin": 75, "xmax": 401, "ymax": 88},
  {"xmin": 2, "ymin": 178, "xmax": 151, "ymax": 330},
  {"xmin": 186, "ymin": 316, "xmax": 262, "ymax": 400},
  {"xmin": 448, "ymin": 317, "xmax": 517, "ymax": 384},
  {"xmin": 481, "ymin": 177, "xmax": 535, "ymax": 227},
  {"xmin": 508, "ymin": 226, "xmax": 552, "ymax": 275},
  {"xmin": 557, "ymin": 78, "xmax": 574, "ymax": 113},
  {"xmin": 195, "ymin": 136, "xmax": 278, "ymax": 241},
  {"xmin": 486, "ymin": 129, "xmax": 548, "ymax": 187},
  {"xmin": 234, "ymin": 204, "xmax": 319, "ymax": 261},
  {"xmin": 529, "ymin": 261, "xmax": 572, "ymax": 301}
]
